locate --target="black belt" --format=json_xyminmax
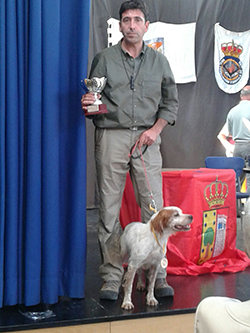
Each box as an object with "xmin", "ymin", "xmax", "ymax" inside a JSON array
[{"xmin": 129, "ymin": 126, "xmax": 147, "ymax": 131}]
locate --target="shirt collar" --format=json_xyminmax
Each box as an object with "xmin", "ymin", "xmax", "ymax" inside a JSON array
[
  {"xmin": 240, "ymin": 100, "xmax": 250, "ymax": 104},
  {"xmin": 119, "ymin": 39, "xmax": 146, "ymax": 59}
]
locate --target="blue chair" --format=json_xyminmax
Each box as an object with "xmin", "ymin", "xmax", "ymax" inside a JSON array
[{"xmin": 205, "ymin": 156, "xmax": 250, "ymax": 226}]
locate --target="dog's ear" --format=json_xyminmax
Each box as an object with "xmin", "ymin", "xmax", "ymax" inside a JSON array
[{"xmin": 151, "ymin": 209, "xmax": 173, "ymax": 236}]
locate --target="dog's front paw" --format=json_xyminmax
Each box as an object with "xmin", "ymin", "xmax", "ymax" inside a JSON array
[
  {"xmin": 121, "ymin": 301, "xmax": 134, "ymax": 310},
  {"xmin": 146, "ymin": 296, "xmax": 159, "ymax": 307}
]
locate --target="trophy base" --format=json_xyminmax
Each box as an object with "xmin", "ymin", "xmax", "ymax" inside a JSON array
[{"xmin": 85, "ymin": 104, "xmax": 108, "ymax": 116}]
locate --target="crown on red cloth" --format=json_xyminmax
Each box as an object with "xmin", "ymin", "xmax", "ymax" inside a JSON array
[{"xmin": 204, "ymin": 177, "xmax": 229, "ymax": 207}]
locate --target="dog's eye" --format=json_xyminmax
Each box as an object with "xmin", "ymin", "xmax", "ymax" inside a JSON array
[{"xmin": 174, "ymin": 213, "xmax": 179, "ymax": 217}]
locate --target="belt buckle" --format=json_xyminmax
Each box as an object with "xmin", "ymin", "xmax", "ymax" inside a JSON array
[{"xmin": 130, "ymin": 126, "xmax": 138, "ymax": 131}]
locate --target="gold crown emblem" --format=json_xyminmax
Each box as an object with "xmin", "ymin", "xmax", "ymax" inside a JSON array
[
  {"xmin": 221, "ymin": 40, "xmax": 243, "ymax": 58},
  {"xmin": 204, "ymin": 176, "xmax": 228, "ymax": 207}
]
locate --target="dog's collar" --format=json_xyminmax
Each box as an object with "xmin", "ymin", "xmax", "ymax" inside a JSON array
[
  {"xmin": 151, "ymin": 226, "xmax": 165, "ymax": 254},
  {"xmin": 151, "ymin": 226, "xmax": 168, "ymax": 268}
]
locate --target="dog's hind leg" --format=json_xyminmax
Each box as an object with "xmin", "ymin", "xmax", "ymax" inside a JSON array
[
  {"xmin": 146, "ymin": 266, "xmax": 159, "ymax": 306},
  {"xmin": 121, "ymin": 265, "xmax": 137, "ymax": 310}
]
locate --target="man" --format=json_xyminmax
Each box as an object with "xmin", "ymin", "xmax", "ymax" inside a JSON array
[
  {"xmin": 217, "ymin": 85, "xmax": 250, "ymax": 188},
  {"xmin": 217, "ymin": 123, "xmax": 234, "ymax": 157},
  {"xmin": 81, "ymin": 0, "xmax": 178, "ymax": 301}
]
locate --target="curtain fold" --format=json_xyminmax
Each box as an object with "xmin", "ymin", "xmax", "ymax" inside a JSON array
[{"xmin": 0, "ymin": 0, "xmax": 90, "ymax": 307}]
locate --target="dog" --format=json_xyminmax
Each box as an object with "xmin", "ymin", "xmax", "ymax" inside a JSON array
[{"xmin": 120, "ymin": 206, "xmax": 193, "ymax": 310}]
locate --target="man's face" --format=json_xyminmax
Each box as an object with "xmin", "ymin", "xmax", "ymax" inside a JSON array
[{"xmin": 119, "ymin": 9, "xmax": 149, "ymax": 45}]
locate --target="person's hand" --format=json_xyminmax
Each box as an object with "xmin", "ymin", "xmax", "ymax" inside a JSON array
[
  {"xmin": 81, "ymin": 92, "xmax": 97, "ymax": 112},
  {"xmin": 138, "ymin": 119, "xmax": 168, "ymax": 148},
  {"xmin": 138, "ymin": 128, "xmax": 158, "ymax": 148}
]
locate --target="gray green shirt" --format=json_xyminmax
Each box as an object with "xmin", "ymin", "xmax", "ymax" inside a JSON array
[
  {"xmin": 89, "ymin": 40, "xmax": 178, "ymax": 129},
  {"xmin": 227, "ymin": 100, "xmax": 250, "ymax": 142}
]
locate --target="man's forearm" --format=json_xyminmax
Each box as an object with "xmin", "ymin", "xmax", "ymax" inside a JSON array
[{"xmin": 151, "ymin": 118, "xmax": 168, "ymax": 136}]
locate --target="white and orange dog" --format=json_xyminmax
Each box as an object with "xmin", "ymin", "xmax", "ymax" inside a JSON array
[{"xmin": 120, "ymin": 207, "xmax": 193, "ymax": 310}]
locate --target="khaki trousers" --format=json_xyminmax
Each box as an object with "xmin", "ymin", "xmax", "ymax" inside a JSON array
[{"xmin": 95, "ymin": 128, "xmax": 164, "ymax": 282}]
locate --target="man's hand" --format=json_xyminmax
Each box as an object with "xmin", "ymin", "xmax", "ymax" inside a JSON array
[
  {"xmin": 138, "ymin": 119, "xmax": 168, "ymax": 148},
  {"xmin": 81, "ymin": 92, "xmax": 98, "ymax": 112},
  {"xmin": 138, "ymin": 128, "xmax": 159, "ymax": 148}
]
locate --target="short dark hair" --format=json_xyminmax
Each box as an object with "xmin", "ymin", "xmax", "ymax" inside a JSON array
[
  {"xmin": 240, "ymin": 86, "xmax": 250, "ymax": 97},
  {"xmin": 119, "ymin": 0, "xmax": 149, "ymax": 22}
]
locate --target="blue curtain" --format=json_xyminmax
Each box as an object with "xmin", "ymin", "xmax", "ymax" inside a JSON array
[{"xmin": 0, "ymin": 0, "xmax": 90, "ymax": 307}]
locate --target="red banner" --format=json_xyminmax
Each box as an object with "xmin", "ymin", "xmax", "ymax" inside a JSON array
[{"xmin": 120, "ymin": 169, "xmax": 250, "ymax": 275}]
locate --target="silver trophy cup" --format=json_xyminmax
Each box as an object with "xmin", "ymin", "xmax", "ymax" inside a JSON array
[{"xmin": 84, "ymin": 77, "xmax": 108, "ymax": 115}]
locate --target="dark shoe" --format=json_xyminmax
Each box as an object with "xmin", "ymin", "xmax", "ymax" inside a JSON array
[
  {"xmin": 100, "ymin": 280, "xmax": 120, "ymax": 300},
  {"xmin": 155, "ymin": 278, "xmax": 174, "ymax": 297}
]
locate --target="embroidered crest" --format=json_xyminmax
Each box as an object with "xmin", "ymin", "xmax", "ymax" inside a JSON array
[
  {"xmin": 199, "ymin": 177, "xmax": 230, "ymax": 264},
  {"xmin": 219, "ymin": 40, "xmax": 243, "ymax": 85}
]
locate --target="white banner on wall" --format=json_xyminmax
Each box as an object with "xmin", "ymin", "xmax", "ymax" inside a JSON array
[
  {"xmin": 214, "ymin": 23, "xmax": 250, "ymax": 94},
  {"xmin": 107, "ymin": 18, "xmax": 197, "ymax": 84}
]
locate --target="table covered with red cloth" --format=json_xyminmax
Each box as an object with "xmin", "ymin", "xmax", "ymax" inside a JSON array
[{"xmin": 120, "ymin": 168, "xmax": 250, "ymax": 275}]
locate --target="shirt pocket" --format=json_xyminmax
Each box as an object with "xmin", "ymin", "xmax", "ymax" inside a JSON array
[{"xmin": 140, "ymin": 79, "xmax": 161, "ymax": 99}]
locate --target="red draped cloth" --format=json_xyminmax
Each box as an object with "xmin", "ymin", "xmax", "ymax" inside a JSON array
[{"xmin": 120, "ymin": 169, "xmax": 250, "ymax": 275}]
